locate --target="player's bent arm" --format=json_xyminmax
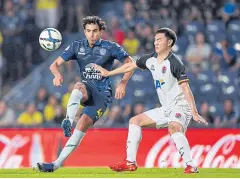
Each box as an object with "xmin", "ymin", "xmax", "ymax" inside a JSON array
[
  {"xmin": 180, "ymin": 81, "xmax": 198, "ymax": 114},
  {"xmin": 108, "ymin": 61, "xmax": 138, "ymax": 77},
  {"xmin": 120, "ymin": 56, "xmax": 135, "ymax": 84},
  {"xmin": 49, "ymin": 56, "xmax": 65, "ymax": 77}
]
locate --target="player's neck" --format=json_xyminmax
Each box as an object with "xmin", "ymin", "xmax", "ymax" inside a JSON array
[{"xmin": 157, "ymin": 49, "xmax": 171, "ymax": 63}]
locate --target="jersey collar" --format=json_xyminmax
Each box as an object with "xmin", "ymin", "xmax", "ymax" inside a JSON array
[
  {"xmin": 155, "ymin": 51, "xmax": 173, "ymax": 60},
  {"xmin": 164, "ymin": 51, "xmax": 173, "ymax": 60},
  {"xmin": 94, "ymin": 39, "xmax": 102, "ymax": 46},
  {"xmin": 83, "ymin": 38, "xmax": 102, "ymax": 47}
]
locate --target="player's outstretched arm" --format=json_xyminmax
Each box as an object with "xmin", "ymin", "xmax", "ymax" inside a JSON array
[
  {"xmin": 120, "ymin": 57, "xmax": 135, "ymax": 84},
  {"xmin": 50, "ymin": 57, "xmax": 65, "ymax": 86},
  {"xmin": 94, "ymin": 61, "xmax": 137, "ymax": 77},
  {"xmin": 114, "ymin": 57, "xmax": 135, "ymax": 99},
  {"xmin": 180, "ymin": 81, "xmax": 208, "ymax": 126}
]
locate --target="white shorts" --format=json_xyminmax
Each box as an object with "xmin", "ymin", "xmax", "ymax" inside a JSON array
[{"xmin": 144, "ymin": 104, "xmax": 192, "ymax": 131}]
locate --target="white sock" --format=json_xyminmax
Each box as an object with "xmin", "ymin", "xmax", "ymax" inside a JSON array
[
  {"xmin": 171, "ymin": 132, "xmax": 194, "ymax": 167},
  {"xmin": 126, "ymin": 124, "xmax": 142, "ymax": 163},
  {"xmin": 53, "ymin": 129, "xmax": 85, "ymax": 169},
  {"xmin": 66, "ymin": 89, "xmax": 83, "ymax": 125}
]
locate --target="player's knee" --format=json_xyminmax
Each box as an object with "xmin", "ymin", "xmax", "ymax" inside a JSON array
[
  {"xmin": 168, "ymin": 122, "xmax": 183, "ymax": 135},
  {"xmin": 76, "ymin": 115, "xmax": 93, "ymax": 132},
  {"xmin": 129, "ymin": 116, "xmax": 141, "ymax": 126},
  {"xmin": 168, "ymin": 122, "xmax": 183, "ymax": 134},
  {"xmin": 74, "ymin": 82, "xmax": 85, "ymax": 91},
  {"xmin": 74, "ymin": 82, "xmax": 88, "ymax": 100}
]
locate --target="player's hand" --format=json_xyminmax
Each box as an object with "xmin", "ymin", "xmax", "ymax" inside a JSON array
[
  {"xmin": 53, "ymin": 75, "xmax": 63, "ymax": 86},
  {"xmin": 115, "ymin": 82, "xmax": 126, "ymax": 99},
  {"xmin": 93, "ymin": 64, "xmax": 109, "ymax": 77},
  {"xmin": 192, "ymin": 112, "xmax": 208, "ymax": 126}
]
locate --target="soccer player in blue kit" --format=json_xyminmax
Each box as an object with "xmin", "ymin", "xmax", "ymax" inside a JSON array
[{"xmin": 36, "ymin": 16, "xmax": 134, "ymax": 172}]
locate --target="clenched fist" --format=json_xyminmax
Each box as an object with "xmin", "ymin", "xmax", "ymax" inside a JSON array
[{"xmin": 53, "ymin": 76, "xmax": 63, "ymax": 86}]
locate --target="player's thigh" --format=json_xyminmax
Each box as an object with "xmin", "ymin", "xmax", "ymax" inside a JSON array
[
  {"xmin": 82, "ymin": 88, "xmax": 108, "ymax": 124},
  {"xmin": 82, "ymin": 103, "xmax": 107, "ymax": 124},
  {"xmin": 142, "ymin": 108, "xmax": 168, "ymax": 129},
  {"xmin": 130, "ymin": 108, "xmax": 167, "ymax": 128},
  {"xmin": 168, "ymin": 105, "xmax": 192, "ymax": 133},
  {"xmin": 130, "ymin": 113, "xmax": 156, "ymax": 128}
]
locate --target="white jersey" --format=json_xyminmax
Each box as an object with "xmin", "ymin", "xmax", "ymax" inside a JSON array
[{"xmin": 136, "ymin": 52, "xmax": 189, "ymax": 110}]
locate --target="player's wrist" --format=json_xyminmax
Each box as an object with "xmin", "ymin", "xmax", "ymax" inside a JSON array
[
  {"xmin": 119, "ymin": 79, "xmax": 128, "ymax": 85},
  {"xmin": 192, "ymin": 110, "xmax": 198, "ymax": 115},
  {"xmin": 55, "ymin": 75, "xmax": 63, "ymax": 79}
]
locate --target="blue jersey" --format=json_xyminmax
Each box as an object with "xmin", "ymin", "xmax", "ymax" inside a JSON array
[{"xmin": 60, "ymin": 38, "xmax": 129, "ymax": 90}]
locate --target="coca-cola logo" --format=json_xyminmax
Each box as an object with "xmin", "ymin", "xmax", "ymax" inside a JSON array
[
  {"xmin": 145, "ymin": 134, "xmax": 240, "ymax": 168},
  {"xmin": 0, "ymin": 134, "xmax": 29, "ymax": 168}
]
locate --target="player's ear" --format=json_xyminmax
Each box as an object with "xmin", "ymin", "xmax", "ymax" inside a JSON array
[{"xmin": 168, "ymin": 39, "xmax": 173, "ymax": 47}]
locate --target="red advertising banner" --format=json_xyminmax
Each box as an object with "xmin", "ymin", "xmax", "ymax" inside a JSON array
[
  {"xmin": 0, "ymin": 129, "xmax": 61, "ymax": 168},
  {"xmin": 0, "ymin": 128, "xmax": 239, "ymax": 168}
]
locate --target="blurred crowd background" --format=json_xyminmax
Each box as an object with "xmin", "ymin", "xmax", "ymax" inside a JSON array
[{"xmin": 0, "ymin": 0, "xmax": 240, "ymax": 128}]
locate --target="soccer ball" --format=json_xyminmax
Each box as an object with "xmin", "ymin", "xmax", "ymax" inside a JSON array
[{"xmin": 39, "ymin": 28, "xmax": 62, "ymax": 51}]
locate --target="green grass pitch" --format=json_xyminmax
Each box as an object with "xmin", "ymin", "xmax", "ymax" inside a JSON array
[{"xmin": 0, "ymin": 168, "xmax": 239, "ymax": 178}]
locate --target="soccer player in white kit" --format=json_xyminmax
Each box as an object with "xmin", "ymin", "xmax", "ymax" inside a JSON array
[{"xmin": 94, "ymin": 28, "xmax": 208, "ymax": 173}]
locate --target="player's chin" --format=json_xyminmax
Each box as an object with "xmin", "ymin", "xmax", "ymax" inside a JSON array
[
  {"xmin": 155, "ymin": 48, "xmax": 160, "ymax": 53},
  {"xmin": 91, "ymin": 40, "xmax": 97, "ymax": 44}
]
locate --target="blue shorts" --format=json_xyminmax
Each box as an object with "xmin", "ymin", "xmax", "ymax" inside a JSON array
[{"xmin": 81, "ymin": 83, "xmax": 112, "ymax": 123}]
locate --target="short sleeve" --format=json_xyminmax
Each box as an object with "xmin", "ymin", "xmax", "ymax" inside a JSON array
[
  {"xmin": 170, "ymin": 56, "xmax": 189, "ymax": 84},
  {"xmin": 111, "ymin": 42, "xmax": 129, "ymax": 63},
  {"xmin": 136, "ymin": 52, "xmax": 155, "ymax": 70},
  {"xmin": 136, "ymin": 56, "xmax": 148, "ymax": 70},
  {"xmin": 60, "ymin": 42, "xmax": 76, "ymax": 61}
]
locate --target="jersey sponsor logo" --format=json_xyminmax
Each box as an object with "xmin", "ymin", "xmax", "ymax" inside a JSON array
[
  {"xmin": 175, "ymin": 113, "xmax": 182, "ymax": 118},
  {"xmin": 162, "ymin": 66, "xmax": 167, "ymax": 73},
  {"xmin": 96, "ymin": 109, "xmax": 103, "ymax": 119},
  {"xmin": 155, "ymin": 79, "xmax": 165, "ymax": 89},
  {"xmin": 150, "ymin": 65, "xmax": 155, "ymax": 71},
  {"xmin": 100, "ymin": 48, "xmax": 107, "ymax": 55},
  {"xmin": 83, "ymin": 64, "xmax": 102, "ymax": 80},
  {"xmin": 78, "ymin": 47, "xmax": 85, "ymax": 55}
]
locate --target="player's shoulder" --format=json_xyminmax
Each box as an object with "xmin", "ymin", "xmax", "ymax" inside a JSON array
[
  {"xmin": 139, "ymin": 52, "xmax": 157, "ymax": 60},
  {"xmin": 168, "ymin": 52, "xmax": 184, "ymax": 67},
  {"xmin": 72, "ymin": 40, "xmax": 84, "ymax": 46},
  {"xmin": 101, "ymin": 39, "xmax": 122, "ymax": 48}
]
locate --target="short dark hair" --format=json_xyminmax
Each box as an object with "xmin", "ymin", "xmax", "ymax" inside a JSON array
[
  {"xmin": 156, "ymin": 28, "xmax": 177, "ymax": 47},
  {"xmin": 82, "ymin": 16, "xmax": 106, "ymax": 31}
]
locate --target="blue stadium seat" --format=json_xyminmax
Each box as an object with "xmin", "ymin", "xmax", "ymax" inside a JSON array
[
  {"xmin": 217, "ymin": 71, "xmax": 238, "ymax": 86},
  {"xmin": 187, "ymin": 71, "xmax": 196, "ymax": 81},
  {"xmin": 209, "ymin": 103, "xmax": 224, "ymax": 117},
  {"xmin": 187, "ymin": 71, "xmax": 200, "ymax": 100},
  {"xmin": 227, "ymin": 20, "xmax": 240, "ymax": 44},
  {"xmin": 206, "ymin": 31, "xmax": 226, "ymax": 47},
  {"xmin": 205, "ymin": 20, "xmax": 226, "ymax": 46},
  {"xmin": 199, "ymin": 83, "xmax": 220, "ymax": 103},
  {"xmin": 172, "ymin": 35, "xmax": 189, "ymax": 55},
  {"xmin": 196, "ymin": 70, "xmax": 217, "ymax": 84},
  {"xmin": 184, "ymin": 21, "xmax": 205, "ymax": 43},
  {"xmin": 123, "ymin": 69, "xmax": 154, "ymax": 104},
  {"xmin": 206, "ymin": 20, "xmax": 226, "ymax": 33},
  {"xmin": 220, "ymin": 85, "xmax": 238, "ymax": 102}
]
